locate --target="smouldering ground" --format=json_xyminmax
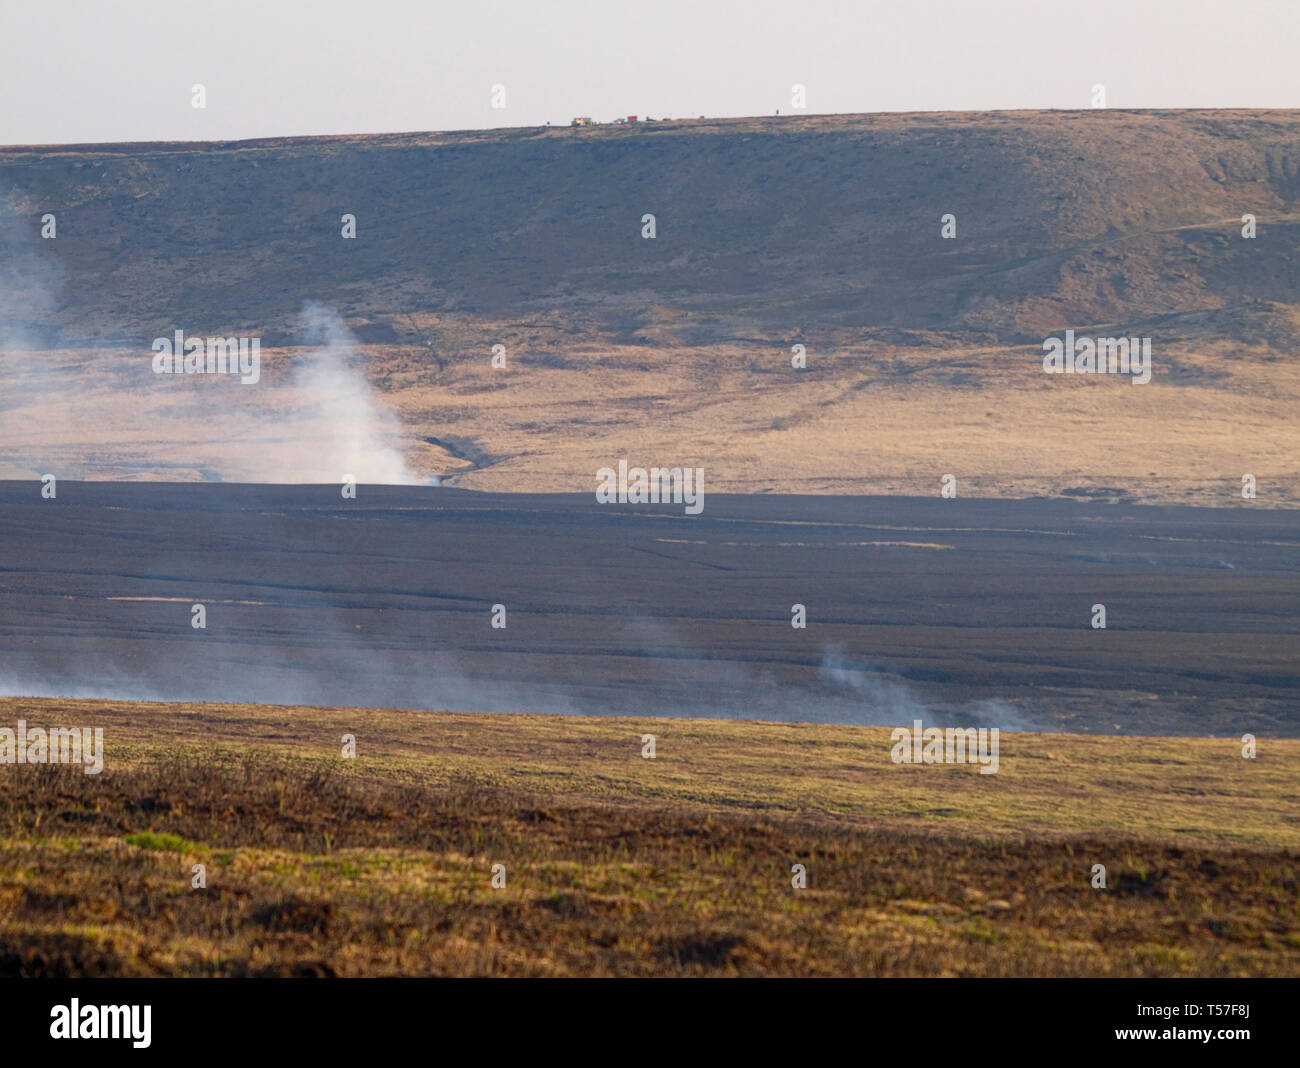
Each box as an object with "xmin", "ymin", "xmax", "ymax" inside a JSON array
[{"xmin": 1, "ymin": 698, "xmax": 1297, "ymax": 976}]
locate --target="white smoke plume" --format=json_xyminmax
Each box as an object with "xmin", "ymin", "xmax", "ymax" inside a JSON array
[
  {"xmin": 239, "ymin": 301, "xmax": 423, "ymax": 485},
  {"xmin": 0, "ymin": 281, "xmax": 428, "ymax": 484},
  {"xmin": 0, "ymin": 188, "xmax": 70, "ymax": 452},
  {"xmin": 819, "ymin": 646, "xmax": 1040, "ymax": 731}
]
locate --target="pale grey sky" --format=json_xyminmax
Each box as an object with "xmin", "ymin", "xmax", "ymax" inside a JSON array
[{"xmin": 1, "ymin": 0, "xmax": 1295, "ymax": 145}]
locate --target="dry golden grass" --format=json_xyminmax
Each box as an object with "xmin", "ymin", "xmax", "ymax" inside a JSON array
[
  {"xmin": 387, "ymin": 326, "xmax": 1300, "ymax": 507},
  {"xmin": 3, "ymin": 110, "xmax": 1297, "ymax": 504},
  {"xmin": 7, "ymin": 327, "xmax": 1299, "ymax": 506},
  {"xmin": 1, "ymin": 698, "xmax": 1297, "ymax": 976}
]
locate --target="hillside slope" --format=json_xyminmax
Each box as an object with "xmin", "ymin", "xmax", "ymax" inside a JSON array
[{"xmin": 1, "ymin": 110, "xmax": 1296, "ymax": 500}]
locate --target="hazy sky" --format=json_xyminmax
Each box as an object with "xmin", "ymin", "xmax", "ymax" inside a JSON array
[{"xmin": 1, "ymin": 0, "xmax": 1295, "ymax": 145}]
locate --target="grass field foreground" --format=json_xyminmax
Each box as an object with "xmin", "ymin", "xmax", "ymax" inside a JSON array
[{"xmin": 0, "ymin": 698, "xmax": 1297, "ymax": 976}]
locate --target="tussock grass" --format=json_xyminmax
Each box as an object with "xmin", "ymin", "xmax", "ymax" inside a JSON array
[{"xmin": 0, "ymin": 698, "xmax": 1297, "ymax": 976}]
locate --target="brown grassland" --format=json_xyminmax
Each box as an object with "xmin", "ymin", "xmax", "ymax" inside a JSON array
[
  {"xmin": 0, "ymin": 697, "xmax": 1297, "ymax": 977},
  {"xmin": 3, "ymin": 110, "xmax": 1298, "ymax": 504}
]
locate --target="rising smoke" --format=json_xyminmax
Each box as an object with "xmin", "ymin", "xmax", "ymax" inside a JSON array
[
  {"xmin": 1, "ymin": 190, "xmax": 1030, "ymax": 729},
  {"xmin": 0, "ymin": 187, "xmax": 427, "ymax": 486},
  {"xmin": 224, "ymin": 301, "xmax": 425, "ymax": 485},
  {"xmin": 819, "ymin": 647, "xmax": 1040, "ymax": 731}
]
